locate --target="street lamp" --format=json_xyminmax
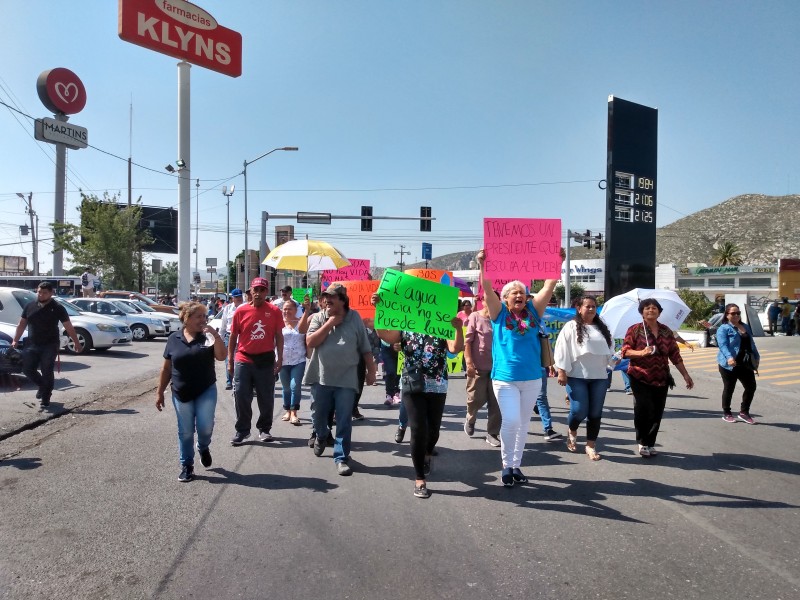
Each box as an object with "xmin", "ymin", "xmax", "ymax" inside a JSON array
[
  {"xmin": 221, "ymin": 184, "xmax": 235, "ymax": 294},
  {"xmin": 242, "ymin": 146, "xmax": 298, "ymax": 291},
  {"xmin": 16, "ymin": 192, "xmax": 38, "ymax": 276},
  {"xmin": 194, "ymin": 178, "xmax": 200, "ymax": 293}
]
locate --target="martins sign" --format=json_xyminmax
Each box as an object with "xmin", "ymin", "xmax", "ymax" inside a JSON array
[{"xmin": 118, "ymin": 0, "xmax": 242, "ymax": 77}]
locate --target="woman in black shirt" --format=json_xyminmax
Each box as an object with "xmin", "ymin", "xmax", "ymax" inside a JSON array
[{"xmin": 156, "ymin": 302, "xmax": 226, "ymax": 482}]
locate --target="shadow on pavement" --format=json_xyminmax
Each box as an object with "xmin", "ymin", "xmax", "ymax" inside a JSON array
[
  {"xmin": 0, "ymin": 456, "xmax": 42, "ymax": 469},
  {"xmin": 203, "ymin": 466, "xmax": 338, "ymax": 493}
]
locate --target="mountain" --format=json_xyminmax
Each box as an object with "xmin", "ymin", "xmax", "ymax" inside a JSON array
[{"xmin": 371, "ymin": 194, "xmax": 799, "ymax": 276}]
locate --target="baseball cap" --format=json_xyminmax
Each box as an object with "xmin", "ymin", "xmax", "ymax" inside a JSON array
[
  {"xmin": 280, "ymin": 285, "xmax": 292, "ymax": 293},
  {"xmin": 250, "ymin": 277, "xmax": 269, "ymax": 289},
  {"xmin": 321, "ymin": 282, "xmax": 347, "ymax": 297},
  {"xmin": 230, "ymin": 288, "xmax": 243, "ymax": 297}
]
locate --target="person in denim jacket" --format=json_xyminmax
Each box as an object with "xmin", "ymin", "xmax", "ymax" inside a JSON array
[{"xmin": 716, "ymin": 303, "xmax": 760, "ymax": 424}]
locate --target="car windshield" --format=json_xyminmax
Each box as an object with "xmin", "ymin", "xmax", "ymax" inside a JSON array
[
  {"xmin": 110, "ymin": 300, "xmax": 136, "ymax": 314},
  {"xmin": 54, "ymin": 297, "xmax": 82, "ymax": 316},
  {"xmin": 11, "ymin": 290, "xmax": 36, "ymax": 309},
  {"xmin": 131, "ymin": 300, "xmax": 156, "ymax": 312}
]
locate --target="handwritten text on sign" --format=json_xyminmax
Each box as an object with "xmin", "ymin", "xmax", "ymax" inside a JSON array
[
  {"xmin": 375, "ymin": 269, "xmax": 458, "ymax": 339},
  {"xmin": 334, "ymin": 280, "xmax": 379, "ymax": 320},
  {"xmin": 483, "ymin": 218, "xmax": 562, "ymax": 282},
  {"xmin": 321, "ymin": 258, "xmax": 371, "ymax": 284}
]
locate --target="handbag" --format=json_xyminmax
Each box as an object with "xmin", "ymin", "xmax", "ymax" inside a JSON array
[
  {"xmin": 401, "ymin": 367, "xmax": 425, "ymax": 394},
  {"xmin": 534, "ymin": 310, "xmax": 555, "ymax": 368}
]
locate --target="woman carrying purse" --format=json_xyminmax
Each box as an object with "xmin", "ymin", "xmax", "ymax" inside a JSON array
[{"xmin": 716, "ymin": 304, "xmax": 760, "ymax": 424}]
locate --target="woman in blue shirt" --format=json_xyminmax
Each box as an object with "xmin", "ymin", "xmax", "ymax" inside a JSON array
[
  {"xmin": 477, "ymin": 247, "xmax": 564, "ymax": 487},
  {"xmin": 716, "ymin": 303, "xmax": 760, "ymax": 424}
]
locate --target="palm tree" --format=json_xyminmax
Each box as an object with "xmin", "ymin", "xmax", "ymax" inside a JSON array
[{"xmin": 712, "ymin": 241, "xmax": 743, "ymax": 266}]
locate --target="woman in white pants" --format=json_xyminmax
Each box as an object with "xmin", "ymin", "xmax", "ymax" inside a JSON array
[{"xmin": 476, "ymin": 248, "xmax": 564, "ymax": 487}]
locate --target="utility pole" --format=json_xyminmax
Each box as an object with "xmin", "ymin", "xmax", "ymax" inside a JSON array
[
  {"xmin": 394, "ymin": 245, "xmax": 410, "ymax": 272},
  {"xmin": 16, "ymin": 193, "xmax": 38, "ymax": 276}
]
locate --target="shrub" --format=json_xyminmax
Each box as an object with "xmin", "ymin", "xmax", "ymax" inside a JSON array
[{"xmin": 676, "ymin": 289, "xmax": 714, "ymax": 329}]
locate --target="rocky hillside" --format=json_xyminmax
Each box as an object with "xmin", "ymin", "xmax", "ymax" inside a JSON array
[{"xmin": 375, "ymin": 194, "xmax": 799, "ymax": 275}]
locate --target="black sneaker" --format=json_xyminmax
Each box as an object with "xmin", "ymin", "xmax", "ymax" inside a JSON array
[
  {"xmin": 544, "ymin": 428, "xmax": 562, "ymax": 441},
  {"xmin": 533, "ymin": 404, "xmax": 540, "ymax": 415},
  {"xmin": 230, "ymin": 431, "xmax": 251, "ymax": 446},
  {"xmin": 36, "ymin": 388, "xmax": 43, "ymax": 400},
  {"xmin": 395, "ymin": 426, "xmax": 407, "ymax": 443},
  {"xmin": 501, "ymin": 467, "xmax": 514, "ymax": 488},
  {"xmin": 463, "ymin": 420, "xmax": 475, "ymax": 437},
  {"xmin": 511, "ymin": 468, "xmax": 528, "ymax": 483},
  {"xmin": 178, "ymin": 465, "xmax": 194, "ymax": 482},
  {"xmin": 199, "ymin": 448, "xmax": 212, "ymax": 468},
  {"xmin": 414, "ymin": 483, "xmax": 431, "ymax": 499},
  {"xmin": 39, "ymin": 397, "xmax": 51, "ymax": 410},
  {"xmin": 352, "ymin": 409, "xmax": 364, "ymax": 421},
  {"xmin": 224, "ymin": 383, "xmax": 233, "ymax": 391},
  {"xmin": 313, "ymin": 436, "xmax": 326, "ymax": 457},
  {"xmin": 326, "ymin": 432, "xmax": 335, "ymax": 446}
]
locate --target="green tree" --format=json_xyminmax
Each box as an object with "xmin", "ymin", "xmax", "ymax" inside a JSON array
[
  {"xmin": 553, "ymin": 282, "xmax": 586, "ymax": 307},
  {"xmin": 54, "ymin": 192, "xmax": 153, "ymax": 290},
  {"xmin": 146, "ymin": 261, "xmax": 178, "ymax": 295},
  {"xmin": 712, "ymin": 241, "xmax": 743, "ymax": 266},
  {"xmin": 676, "ymin": 288, "xmax": 714, "ymax": 329}
]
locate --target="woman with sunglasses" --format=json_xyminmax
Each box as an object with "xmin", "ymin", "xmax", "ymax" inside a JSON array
[{"xmin": 716, "ymin": 304, "xmax": 760, "ymax": 424}]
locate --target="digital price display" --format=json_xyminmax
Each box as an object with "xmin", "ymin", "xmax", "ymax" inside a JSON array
[{"xmin": 605, "ymin": 97, "xmax": 658, "ymax": 299}]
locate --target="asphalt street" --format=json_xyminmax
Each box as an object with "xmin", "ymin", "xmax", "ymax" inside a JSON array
[{"xmin": 0, "ymin": 337, "xmax": 798, "ymax": 600}]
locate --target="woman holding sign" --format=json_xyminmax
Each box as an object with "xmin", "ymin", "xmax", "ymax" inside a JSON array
[
  {"xmin": 477, "ymin": 247, "xmax": 564, "ymax": 488},
  {"xmin": 372, "ymin": 293, "xmax": 464, "ymax": 499}
]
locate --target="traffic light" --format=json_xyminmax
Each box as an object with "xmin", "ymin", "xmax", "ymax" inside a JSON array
[
  {"xmin": 583, "ymin": 229, "xmax": 591, "ymax": 249},
  {"xmin": 20, "ymin": 225, "xmax": 29, "ymax": 236},
  {"xmin": 360, "ymin": 206, "xmax": 373, "ymax": 232},
  {"xmin": 420, "ymin": 206, "xmax": 432, "ymax": 232},
  {"xmin": 594, "ymin": 233, "xmax": 603, "ymax": 250}
]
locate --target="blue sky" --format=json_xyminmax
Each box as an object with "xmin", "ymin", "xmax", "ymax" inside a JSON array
[{"xmin": 1, "ymin": 0, "xmax": 798, "ymax": 276}]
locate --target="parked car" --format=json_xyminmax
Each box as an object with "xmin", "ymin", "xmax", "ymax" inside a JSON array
[
  {"xmin": 69, "ymin": 298, "xmax": 165, "ymax": 341},
  {"xmin": 113, "ymin": 299, "xmax": 182, "ymax": 335},
  {"xmin": 52, "ymin": 298, "xmax": 133, "ymax": 354},
  {"xmin": 208, "ymin": 308, "xmax": 224, "ymax": 333},
  {"xmin": 97, "ymin": 290, "xmax": 179, "ymax": 315},
  {"xmin": 758, "ymin": 300, "xmax": 798, "ymax": 333}
]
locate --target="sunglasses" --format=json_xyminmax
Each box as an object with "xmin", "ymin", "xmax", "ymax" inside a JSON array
[{"xmin": 728, "ymin": 311, "xmax": 741, "ymax": 316}]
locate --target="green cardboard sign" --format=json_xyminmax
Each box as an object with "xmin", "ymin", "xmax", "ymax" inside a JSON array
[
  {"xmin": 375, "ymin": 268, "xmax": 458, "ymax": 339},
  {"xmin": 291, "ymin": 287, "xmax": 312, "ymax": 303}
]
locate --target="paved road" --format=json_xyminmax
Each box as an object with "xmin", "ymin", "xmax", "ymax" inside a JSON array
[{"xmin": 0, "ymin": 337, "xmax": 798, "ymax": 599}]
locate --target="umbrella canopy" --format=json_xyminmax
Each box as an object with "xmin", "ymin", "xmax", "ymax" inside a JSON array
[
  {"xmin": 453, "ymin": 276, "xmax": 474, "ymax": 297},
  {"xmin": 262, "ymin": 239, "xmax": 351, "ymax": 272},
  {"xmin": 599, "ymin": 288, "xmax": 691, "ymax": 338}
]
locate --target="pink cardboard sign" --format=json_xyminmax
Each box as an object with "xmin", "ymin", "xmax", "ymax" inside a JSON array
[
  {"xmin": 321, "ymin": 258, "xmax": 371, "ymax": 285},
  {"xmin": 483, "ymin": 218, "xmax": 562, "ymax": 286}
]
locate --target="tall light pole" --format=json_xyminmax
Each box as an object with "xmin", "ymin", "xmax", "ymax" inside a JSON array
[
  {"xmin": 194, "ymin": 178, "xmax": 200, "ymax": 291},
  {"xmin": 16, "ymin": 192, "xmax": 39, "ymax": 276},
  {"xmin": 221, "ymin": 184, "xmax": 235, "ymax": 294},
  {"xmin": 242, "ymin": 146, "xmax": 298, "ymax": 291}
]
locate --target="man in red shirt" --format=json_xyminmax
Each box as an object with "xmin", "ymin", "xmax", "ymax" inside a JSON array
[{"xmin": 228, "ymin": 277, "xmax": 284, "ymax": 445}]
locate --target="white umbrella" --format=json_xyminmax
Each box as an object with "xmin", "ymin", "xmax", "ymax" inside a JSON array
[{"xmin": 599, "ymin": 288, "xmax": 691, "ymax": 339}]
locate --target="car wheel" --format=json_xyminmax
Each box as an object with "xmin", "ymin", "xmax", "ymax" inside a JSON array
[
  {"xmin": 131, "ymin": 324, "xmax": 148, "ymax": 341},
  {"xmin": 66, "ymin": 328, "xmax": 92, "ymax": 355}
]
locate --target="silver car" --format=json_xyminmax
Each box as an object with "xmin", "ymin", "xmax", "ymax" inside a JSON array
[
  {"xmin": 69, "ymin": 298, "xmax": 166, "ymax": 341},
  {"xmin": 113, "ymin": 299, "xmax": 182, "ymax": 335}
]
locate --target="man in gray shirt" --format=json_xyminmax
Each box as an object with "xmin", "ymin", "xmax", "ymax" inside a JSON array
[{"xmin": 304, "ymin": 283, "xmax": 376, "ymax": 476}]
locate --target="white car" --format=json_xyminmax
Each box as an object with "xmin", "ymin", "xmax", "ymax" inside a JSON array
[
  {"xmin": 69, "ymin": 298, "xmax": 166, "ymax": 341},
  {"xmin": 113, "ymin": 299, "xmax": 182, "ymax": 335}
]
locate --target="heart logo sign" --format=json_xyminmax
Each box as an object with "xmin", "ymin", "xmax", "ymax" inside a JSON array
[
  {"xmin": 37, "ymin": 68, "xmax": 87, "ymax": 115},
  {"xmin": 54, "ymin": 82, "xmax": 79, "ymax": 104}
]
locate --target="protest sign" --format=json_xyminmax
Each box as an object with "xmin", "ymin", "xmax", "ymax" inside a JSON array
[
  {"xmin": 483, "ymin": 218, "xmax": 561, "ymax": 287},
  {"xmin": 321, "ymin": 259, "xmax": 370, "ymax": 285},
  {"xmin": 375, "ymin": 269, "xmax": 458, "ymax": 339},
  {"xmin": 291, "ymin": 287, "xmax": 312, "ymax": 304},
  {"xmin": 405, "ymin": 268, "xmax": 454, "ymax": 286},
  {"xmin": 331, "ymin": 280, "xmax": 379, "ymax": 320}
]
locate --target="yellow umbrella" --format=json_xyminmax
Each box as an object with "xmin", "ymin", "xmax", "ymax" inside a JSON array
[{"xmin": 261, "ymin": 239, "xmax": 351, "ymax": 272}]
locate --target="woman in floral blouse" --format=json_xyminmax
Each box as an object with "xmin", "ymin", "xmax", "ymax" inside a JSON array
[{"xmin": 373, "ymin": 295, "xmax": 463, "ymax": 499}]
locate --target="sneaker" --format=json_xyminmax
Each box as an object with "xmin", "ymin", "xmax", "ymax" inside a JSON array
[
  {"xmin": 625, "ymin": 389, "xmax": 633, "ymax": 395},
  {"xmin": 352, "ymin": 409, "xmax": 364, "ymax": 421},
  {"xmin": 544, "ymin": 428, "xmax": 562, "ymax": 441},
  {"xmin": 307, "ymin": 432, "xmax": 316, "ymax": 448},
  {"xmin": 638, "ymin": 445, "xmax": 651, "ymax": 457},
  {"xmin": 501, "ymin": 467, "xmax": 514, "ymax": 487},
  {"xmin": 533, "ymin": 403, "xmax": 540, "ymax": 415},
  {"xmin": 336, "ymin": 461, "xmax": 352, "ymax": 476},
  {"xmin": 230, "ymin": 431, "xmax": 251, "ymax": 446},
  {"xmin": 464, "ymin": 420, "xmax": 475, "ymax": 437},
  {"xmin": 511, "ymin": 468, "xmax": 528, "ymax": 483},
  {"xmin": 721, "ymin": 413, "xmax": 737, "ymax": 423},
  {"xmin": 395, "ymin": 426, "xmax": 407, "ymax": 443},
  {"xmin": 258, "ymin": 430, "xmax": 273, "ymax": 442},
  {"xmin": 414, "ymin": 483, "xmax": 431, "ymax": 499},
  {"xmin": 648, "ymin": 446, "xmax": 658, "ymax": 456},
  {"xmin": 313, "ymin": 436, "xmax": 326, "ymax": 457},
  {"xmin": 178, "ymin": 465, "xmax": 194, "ymax": 482},
  {"xmin": 35, "ymin": 388, "xmax": 43, "ymax": 400},
  {"xmin": 224, "ymin": 383, "xmax": 233, "ymax": 391},
  {"xmin": 199, "ymin": 448, "xmax": 212, "ymax": 468},
  {"xmin": 39, "ymin": 399, "xmax": 50, "ymax": 410},
  {"xmin": 485, "ymin": 434, "xmax": 501, "ymax": 447},
  {"xmin": 384, "ymin": 394, "xmax": 393, "ymax": 406},
  {"xmin": 737, "ymin": 412, "xmax": 756, "ymax": 425},
  {"xmin": 392, "ymin": 393, "xmax": 402, "ymax": 405}
]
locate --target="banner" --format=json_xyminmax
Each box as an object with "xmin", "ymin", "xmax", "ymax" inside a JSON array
[
  {"xmin": 404, "ymin": 268, "xmax": 454, "ymax": 286},
  {"xmin": 334, "ymin": 280, "xmax": 379, "ymax": 320},
  {"xmin": 483, "ymin": 217, "xmax": 561, "ymax": 287},
  {"xmin": 321, "ymin": 259, "xmax": 371, "ymax": 285},
  {"xmin": 375, "ymin": 269, "xmax": 459, "ymax": 339}
]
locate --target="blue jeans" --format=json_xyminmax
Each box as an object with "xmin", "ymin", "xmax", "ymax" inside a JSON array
[
  {"xmin": 223, "ymin": 332, "xmax": 232, "ymax": 386},
  {"xmin": 279, "ymin": 362, "xmax": 306, "ymax": 410},
  {"xmin": 621, "ymin": 370, "xmax": 631, "ymax": 392},
  {"xmin": 310, "ymin": 384, "xmax": 355, "ymax": 464},
  {"xmin": 172, "ymin": 384, "xmax": 217, "ymax": 467},
  {"xmin": 22, "ymin": 342, "xmax": 60, "ymax": 401},
  {"xmin": 536, "ymin": 369, "xmax": 553, "ymax": 432},
  {"xmin": 566, "ymin": 377, "xmax": 608, "ymax": 442},
  {"xmin": 398, "ymin": 400, "xmax": 408, "ymax": 428}
]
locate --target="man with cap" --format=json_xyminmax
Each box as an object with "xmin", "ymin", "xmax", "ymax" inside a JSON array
[
  {"xmin": 12, "ymin": 281, "xmax": 83, "ymax": 409},
  {"xmin": 228, "ymin": 277, "xmax": 284, "ymax": 445},
  {"xmin": 219, "ymin": 288, "xmax": 245, "ymax": 390},
  {"xmin": 303, "ymin": 283, "xmax": 377, "ymax": 476},
  {"xmin": 274, "ymin": 285, "xmax": 304, "ymax": 316}
]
